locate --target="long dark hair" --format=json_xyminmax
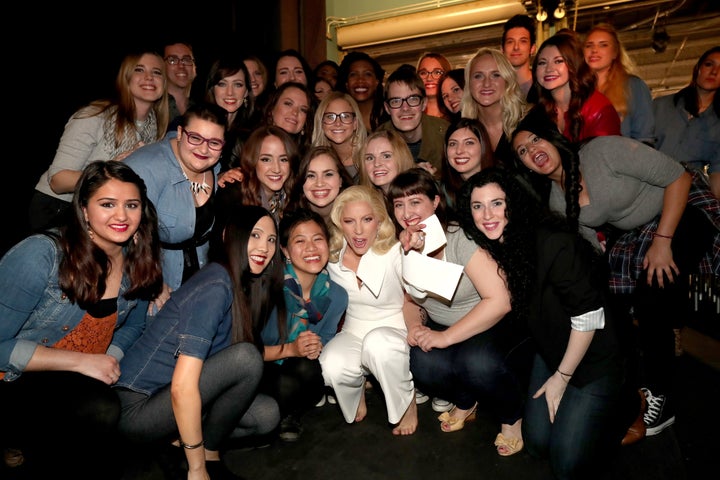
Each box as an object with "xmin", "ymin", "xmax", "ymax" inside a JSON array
[
  {"xmin": 456, "ymin": 168, "xmax": 541, "ymax": 316},
  {"xmin": 205, "ymin": 54, "xmax": 256, "ymax": 169},
  {"xmin": 509, "ymin": 107, "xmax": 583, "ymax": 231},
  {"xmin": 674, "ymin": 46, "xmax": 720, "ymax": 117},
  {"xmin": 59, "ymin": 160, "xmax": 163, "ymax": 308},
  {"xmin": 532, "ymin": 31, "xmax": 597, "ymax": 142},
  {"xmin": 208, "ymin": 205, "xmax": 285, "ymax": 351}
]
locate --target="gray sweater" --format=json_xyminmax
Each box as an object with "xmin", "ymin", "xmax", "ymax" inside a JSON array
[{"xmin": 549, "ymin": 136, "xmax": 685, "ymax": 245}]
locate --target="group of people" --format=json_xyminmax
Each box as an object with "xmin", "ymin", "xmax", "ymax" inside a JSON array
[{"xmin": 3, "ymin": 12, "xmax": 719, "ymax": 480}]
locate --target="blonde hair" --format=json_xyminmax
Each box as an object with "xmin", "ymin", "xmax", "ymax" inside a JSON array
[
  {"xmin": 461, "ymin": 48, "xmax": 527, "ymax": 138},
  {"xmin": 584, "ymin": 23, "xmax": 636, "ymax": 120},
  {"xmin": 311, "ymin": 91, "xmax": 368, "ymax": 171},
  {"xmin": 328, "ymin": 185, "xmax": 397, "ymax": 262},
  {"xmin": 357, "ymin": 130, "xmax": 415, "ymax": 190}
]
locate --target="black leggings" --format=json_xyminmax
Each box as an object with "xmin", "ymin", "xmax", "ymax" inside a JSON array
[
  {"xmin": 0, "ymin": 371, "xmax": 121, "ymax": 479},
  {"xmin": 116, "ymin": 342, "xmax": 263, "ymax": 451}
]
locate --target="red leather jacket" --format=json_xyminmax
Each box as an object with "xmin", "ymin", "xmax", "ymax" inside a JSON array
[{"xmin": 563, "ymin": 90, "xmax": 621, "ymax": 142}]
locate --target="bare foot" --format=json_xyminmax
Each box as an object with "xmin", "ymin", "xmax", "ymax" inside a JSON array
[
  {"xmin": 392, "ymin": 398, "xmax": 418, "ymax": 435},
  {"xmin": 355, "ymin": 388, "xmax": 367, "ymax": 422}
]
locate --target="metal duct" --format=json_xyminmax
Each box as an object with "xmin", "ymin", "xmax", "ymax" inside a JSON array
[{"xmin": 334, "ymin": 0, "xmax": 526, "ymax": 49}]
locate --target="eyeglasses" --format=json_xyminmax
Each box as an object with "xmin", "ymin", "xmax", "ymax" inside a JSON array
[
  {"xmin": 386, "ymin": 95, "xmax": 423, "ymax": 109},
  {"xmin": 181, "ymin": 128, "xmax": 225, "ymax": 151},
  {"xmin": 418, "ymin": 69, "xmax": 445, "ymax": 79},
  {"xmin": 165, "ymin": 55, "xmax": 195, "ymax": 66},
  {"xmin": 322, "ymin": 112, "xmax": 355, "ymax": 124}
]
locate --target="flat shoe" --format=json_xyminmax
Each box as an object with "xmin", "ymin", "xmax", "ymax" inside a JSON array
[
  {"xmin": 494, "ymin": 433, "xmax": 524, "ymax": 456},
  {"xmin": 438, "ymin": 404, "xmax": 477, "ymax": 432}
]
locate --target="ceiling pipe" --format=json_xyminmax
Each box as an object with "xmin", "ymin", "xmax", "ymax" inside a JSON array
[{"xmin": 331, "ymin": 0, "xmax": 525, "ymax": 49}]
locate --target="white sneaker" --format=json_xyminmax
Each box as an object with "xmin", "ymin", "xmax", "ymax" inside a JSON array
[
  {"xmin": 327, "ymin": 394, "xmax": 337, "ymax": 405},
  {"xmin": 415, "ymin": 389, "xmax": 430, "ymax": 404},
  {"xmin": 431, "ymin": 397, "xmax": 454, "ymax": 412},
  {"xmin": 315, "ymin": 394, "xmax": 326, "ymax": 407}
]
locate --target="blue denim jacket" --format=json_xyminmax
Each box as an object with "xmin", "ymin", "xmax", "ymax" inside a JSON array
[
  {"xmin": 0, "ymin": 234, "xmax": 148, "ymax": 381},
  {"xmin": 124, "ymin": 131, "xmax": 221, "ymax": 291},
  {"xmin": 116, "ymin": 262, "xmax": 235, "ymax": 396}
]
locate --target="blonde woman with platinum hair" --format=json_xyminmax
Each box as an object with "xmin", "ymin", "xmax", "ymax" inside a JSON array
[
  {"xmin": 320, "ymin": 185, "xmax": 423, "ymax": 436},
  {"xmin": 461, "ymin": 48, "xmax": 528, "ymax": 164}
]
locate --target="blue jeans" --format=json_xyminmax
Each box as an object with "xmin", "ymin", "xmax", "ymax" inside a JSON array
[
  {"xmin": 522, "ymin": 354, "xmax": 624, "ymax": 480},
  {"xmin": 410, "ymin": 320, "xmax": 530, "ymax": 425}
]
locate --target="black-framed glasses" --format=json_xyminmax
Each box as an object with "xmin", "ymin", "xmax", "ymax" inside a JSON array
[
  {"xmin": 181, "ymin": 128, "xmax": 225, "ymax": 151},
  {"xmin": 322, "ymin": 112, "xmax": 356, "ymax": 124},
  {"xmin": 165, "ymin": 55, "xmax": 195, "ymax": 66},
  {"xmin": 418, "ymin": 69, "xmax": 445, "ymax": 79},
  {"xmin": 386, "ymin": 95, "xmax": 423, "ymax": 109}
]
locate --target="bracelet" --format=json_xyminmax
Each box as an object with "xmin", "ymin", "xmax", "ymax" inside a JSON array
[
  {"xmin": 180, "ymin": 439, "xmax": 204, "ymax": 449},
  {"xmin": 557, "ymin": 369, "xmax": 573, "ymax": 378},
  {"xmin": 653, "ymin": 232, "xmax": 673, "ymax": 239}
]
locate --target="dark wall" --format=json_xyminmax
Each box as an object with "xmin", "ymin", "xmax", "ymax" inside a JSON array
[{"xmin": 7, "ymin": 2, "xmax": 281, "ymax": 255}]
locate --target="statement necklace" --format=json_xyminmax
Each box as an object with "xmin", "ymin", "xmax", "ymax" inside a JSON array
[{"xmin": 179, "ymin": 161, "xmax": 211, "ymax": 196}]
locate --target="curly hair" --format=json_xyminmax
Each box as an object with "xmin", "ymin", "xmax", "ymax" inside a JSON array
[
  {"xmin": 455, "ymin": 168, "xmax": 540, "ymax": 315},
  {"xmin": 328, "ymin": 185, "xmax": 397, "ymax": 262}
]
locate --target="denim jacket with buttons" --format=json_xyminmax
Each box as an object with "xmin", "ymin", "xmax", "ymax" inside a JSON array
[{"xmin": 0, "ymin": 234, "xmax": 148, "ymax": 381}]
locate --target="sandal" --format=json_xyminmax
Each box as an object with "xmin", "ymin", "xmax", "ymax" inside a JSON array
[
  {"xmin": 438, "ymin": 403, "xmax": 477, "ymax": 432},
  {"xmin": 494, "ymin": 433, "xmax": 524, "ymax": 456}
]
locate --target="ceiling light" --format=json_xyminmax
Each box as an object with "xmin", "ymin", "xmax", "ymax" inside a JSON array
[
  {"xmin": 536, "ymin": 7, "xmax": 548, "ymax": 22},
  {"xmin": 554, "ymin": 3, "xmax": 566, "ymax": 19}
]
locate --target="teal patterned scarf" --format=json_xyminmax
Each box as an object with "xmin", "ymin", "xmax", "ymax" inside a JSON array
[{"xmin": 283, "ymin": 264, "xmax": 332, "ymax": 343}]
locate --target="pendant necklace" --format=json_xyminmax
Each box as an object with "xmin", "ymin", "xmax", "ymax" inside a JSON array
[{"xmin": 178, "ymin": 161, "xmax": 211, "ymax": 196}]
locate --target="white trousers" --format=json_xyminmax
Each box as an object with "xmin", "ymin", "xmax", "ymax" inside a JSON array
[{"xmin": 319, "ymin": 327, "xmax": 414, "ymax": 424}]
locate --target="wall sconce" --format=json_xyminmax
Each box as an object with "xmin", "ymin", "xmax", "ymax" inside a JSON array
[
  {"xmin": 651, "ymin": 28, "xmax": 670, "ymax": 53},
  {"xmin": 553, "ymin": 2, "xmax": 566, "ymax": 19}
]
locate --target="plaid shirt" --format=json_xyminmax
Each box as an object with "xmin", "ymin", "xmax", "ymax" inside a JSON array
[{"xmin": 608, "ymin": 170, "xmax": 720, "ymax": 294}]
